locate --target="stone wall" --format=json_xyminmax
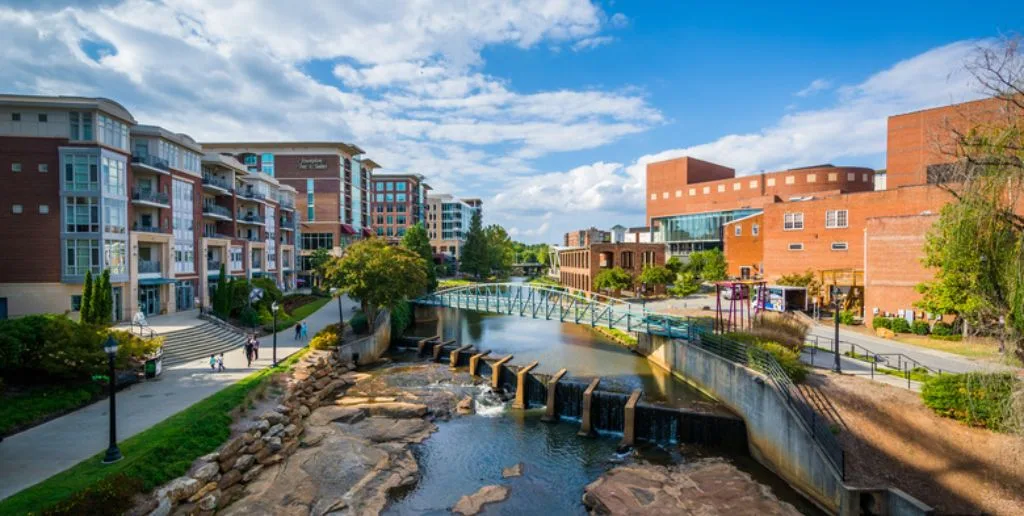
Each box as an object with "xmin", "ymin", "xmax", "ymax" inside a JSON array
[{"xmin": 335, "ymin": 310, "xmax": 391, "ymax": 366}]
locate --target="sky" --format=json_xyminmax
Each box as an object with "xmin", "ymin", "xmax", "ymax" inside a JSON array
[{"xmin": 1, "ymin": 1, "xmax": 1020, "ymax": 243}]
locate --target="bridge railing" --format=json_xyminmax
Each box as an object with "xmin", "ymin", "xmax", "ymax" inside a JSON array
[{"xmin": 692, "ymin": 326, "xmax": 845, "ymax": 478}]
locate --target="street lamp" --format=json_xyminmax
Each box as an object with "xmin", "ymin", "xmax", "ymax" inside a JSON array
[
  {"xmin": 271, "ymin": 301, "xmax": 279, "ymax": 366},
  {"xmin": 102, "ymin": 335, "xmax": 122, "ymax": 464},
  {"xmin": 831, "ymin": 286, "xmax": 842, "ymax": 373},
  {"xmin": 330, "ymin": 287, "xmax": 343, "ymax": 324}
]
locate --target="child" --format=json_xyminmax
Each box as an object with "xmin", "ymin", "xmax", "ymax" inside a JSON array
[
  {"xmin": 209, "ymin": 354, "xmax": 216, "ymax": 372},
  {"xmin": 217, "ymin": 353, "xmax": 226, "ymax": 372},
  {"xmin": 294, "ymin": 323, "xmax": 302, "ymax": 341},
  {"xmin": 301, "ymin": 321, "xmax": 308, "ymax": 340}
]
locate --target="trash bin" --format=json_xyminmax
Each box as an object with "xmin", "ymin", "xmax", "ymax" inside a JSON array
[{"xmin": 145, "ymin": 354, "xmax": 163, "ymax": 379}]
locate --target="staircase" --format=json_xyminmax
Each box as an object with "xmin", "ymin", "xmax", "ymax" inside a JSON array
[{"xmin": 159, "ymin": 322, "xmax": 249, "ymax": 367}]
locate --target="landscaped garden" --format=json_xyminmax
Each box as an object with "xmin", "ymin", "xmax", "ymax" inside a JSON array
[{"xmin": 207, "ymin": 265, "xmax": 329, "ymax": 334}]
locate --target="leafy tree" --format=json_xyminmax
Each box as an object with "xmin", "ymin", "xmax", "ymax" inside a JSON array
[
  {"xmin": 666, "ymin": 256, "xmax": 684, "ymax": 275},
  {"xmin": 484, "ymin": 224, "xmax": 513, "ymax": 276},
  {"xmin": 307, "ymin": 248, "xmax": 332, "ymax": 288},
  {"xmin": 402, "ymin": 223, "xmax": 437, "ymax": 291},
  {"xmin": 639, "ymin": 265, "xmax": 674, "ymax": 292},
  {"xmin": 669, "ymin": 271, "xmax": 701, "ymax": 297},
  {"xmin": 689, "ymin": 249, "xmax": 727, "ymax": 282},
  {"xmin": 213, "ymin": 264, "xmax": 229, "ymax": 316},
  {"xmin": 325, "ymin": 238, "xmax": 429, "ymax": 329},
  {"xmin": 460, "ymin": 210, "xmax": 488, "ymax": 279},
  {"xmin": 80, "ymin": 271, "xmax": 93, "ymax": 323},
  {"xmin": 593, "ymin": 267, "xmax": 634, "ymax": 295}
]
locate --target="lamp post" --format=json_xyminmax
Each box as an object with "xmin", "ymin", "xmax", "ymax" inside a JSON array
[
  {"xmin": 330, "ymin": 287, "xmax": 343, "ymax": 324},
  {"xmin": 102, "ymin": 335, "xmax": 122, "ymax": 464},
  {"xmin": 831, "ymin": 286, "xmax": 842, "ymax": 373},
  {"xmin": 271, "ymin": 301, "xmax": 279, "ymax": 367}
]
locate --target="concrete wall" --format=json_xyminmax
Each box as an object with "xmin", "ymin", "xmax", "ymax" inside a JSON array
[{"xmin": 335, "ymin": 310, "xmax": 391, "ymax": 365}]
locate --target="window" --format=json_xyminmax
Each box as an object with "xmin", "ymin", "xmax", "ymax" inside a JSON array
[
  {"xmin": 650, "ymin": 193, "xmax": 656, "ymax": 200},
  {"xmin": 173, "ymin": 179, "xmax": 195, "ymax": 274},
  {"xmin": 396, "ymin": 182, "xmax": 407, "ymax": 191},
  {"xmin": 752, "ymin": 223, "xmax": 759, "ymax": 236},
  {"xmin": 69, "ymin": 112, "xmax": 94, "ymax": 141},
  {"xmin": 38, "ymin": 163, "xmax": 48, "ymax": 173},
  {"xmin": 831, "ymin": 242, "xmax": 849, "ymax": 251},
  {"xmin": 825, "ymin": 209, "xmax": 848, "ymax": 229},
  {"xmin": 301, "ymin": 232, "xmax": 334, "ymax": 250},
  {"xmin": 64, "ymin": 153, "xmax": 99, "ymax": 191},
  {"xmin": 64, "ymin": 239, "xmax": 100, "ymax": 276},
  {"xmin": 65, "ymin": 197, "xmax": 99, "ymax": 232},
  {"xmin": 828, "ymin": 172, "xmax": 838, "ymax": 182},
  {"xmin": 11, "ymin": 162, "xmax": 20, "ymax": 173},
  {"xmin": 847, "ymin": 172, "xmax": 855, "ymax": 181},
  {"xmin": 783, "ymin": 212, "xmax": 804, "ymax": 230},
  {"xmin": 261, "ymin": 153, "xmax": 274, "ymax": 176},
  {"xmin": 39, "ymin": 204, "xmax": 49, "ymax": 214},
  {"xmin": 306, "ymin": 178, "xmax": 314, "ymax": 221},
  {"xmin": 688, "ymin": 188, "xmax": 696, "ymax": 196},
  {"xmin": 396, "ymin": 193, "xmax": 407, "ymax": 203},
  {"xmin": 11, "ymin": 113, "xmax": 20, "ymax": 121},
  {"xmin": 717, "ymin": 185, "xmax": 725, "ymax": 193},
  {"xmin": 38, "ymin": 113, "xmax": 48, "ymax": 122},
  {"xmin": 97, "ymin": 115, "xmax": 129, "ymax": 151},
  {"xmin": 71, "ymin": 295, "xmax": 82, "ymax": 311},
  {"xmin": 11, "ymin": 204, "xmax": 23, "ymax": 214},
  {"xmin": 104, "ymin": 241, "xmax": 127, "ymax": 275},
  {"xmin": 102, "ymin": 157, "xmax": 125, "ymax": 196},
  {"xmin": 807, "ymin": 174, "xmax": 816, "ymax": 183},
  {"xmin": 788, "ymin": 243, "xmax": 804, "ymax": 251},
  {"xmin": 675, "ymin": 190, "xmax": 682, "ymax": 197},
  {"xmin": 732, "ymin": 183, "xmax": 741, "ymax": 191},
  {"xmin": 766, "ymin": 178, "xmax": 776, "ymax": 187},
  {"xmin": 734, "ymin": 225, "xmax": 742, "ymax": 236},
  {"xmin": 749, "ymin": 180, "xmax": 758, "ymax": 189},
  {"xmin": 375, "ymin": 193, "xmax": 384, "ymax": 202},
  {"xmin": 702, "ymin": 186, "xmax": 710, "ymax": 194},
  {"xmin": 386, "ymin": 182, "xmax": 394, "ymax": 191},
  {"xmin": 862, "ymin": 173, "xmax": 869, "ymax": 182},
  {"xmin": 662, "ymin": 192, "xmax": 669, "ymax": 199},
  {"xmin": 104, "ymin": 199, "xmax": 126, "ymax": 234},
  {"xmin": 376, "ymin": 181, "xmax": 385, "ymax": 192}
]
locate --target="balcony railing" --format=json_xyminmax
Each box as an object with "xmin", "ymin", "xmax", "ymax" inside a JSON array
[
  {"xmin": 243, "ymin": 234, "xmax": 262, "ymax": 242},
  {"xmin": 279, "ymin": 217, "xmax": 296, "ymax": 229},
  {"xmin": 237, "ymin": 212, "xmax": 264, "ymax": 224},
  {"xmin": 202, "ymin": 203, "xmax": 232, "ymax": 218},
  {"xmin": 202, "ymin": 229, "xmax": 232, "ymax": 239},
  {"xmin": 207, "ymin": 259, "xmax": 223, "ymax": 271},
  {"xmin": 132, "ymin": 189, "xmax": 170, "ymax": 206},
  {"xmin": 133, "ymin": 222, "xmax": 170, "ymax": 234},
  {"xmin": 131, "ymin": 155, "xmax": 170, "ymax": 172},
  {"xmin": 202, "ymin": 175, "xmax": 233, "ymax": 192},
  {"xmin": 278, "ymin": 198, "xmax": 295, "ymax": 210},
  {"xmin": 138, "ymin": 260, "xmax": 161, "ymax": 273},
  {"xmin": 239, "ymin": 190, "xmax": 266, "ymax": 201}
]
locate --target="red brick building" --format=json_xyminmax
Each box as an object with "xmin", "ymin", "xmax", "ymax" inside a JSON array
[
  {"xmin": 370, "ymin": 173, "xmax": 430, "ymax": 242},
  {"xmin": 558, "ymin": 241, "xmax": 666, "ymax": 293}
]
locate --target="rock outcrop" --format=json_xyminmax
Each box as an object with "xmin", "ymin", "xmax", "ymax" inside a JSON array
[{"xmin": 452, "ymin": 485, "xmax": 510, "ymax": 515}]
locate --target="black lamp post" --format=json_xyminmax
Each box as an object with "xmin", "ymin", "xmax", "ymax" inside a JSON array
[
  {"xmin": 831, "ymin": 286, "xmax": 842, "ymax": 373},
  {"xmin": 102, "ymin": 335, "xmax": 122, "ymax": 464},
  {"xmin": 271, "ymin": 301, "xmax": 279, "ymax": 367},
  {"xmin": 331, "ymin": 287, "xmax": 343, "ymax": 324}
]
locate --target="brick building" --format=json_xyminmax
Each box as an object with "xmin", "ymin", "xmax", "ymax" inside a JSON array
[
  {"xmin": 564, "ymin": 227, "xmax": 610, "ymax": 247},
  {"xmin": 558, "ymin": 241, "xmax": 666, "ymax": 293},
  {"xmin": 721, "ymin": 213, "xmax": 763, "ymax": 279},
  {"xmin": 370, "ymin": 173, "xmax": 430, "ymax": 242},
  {"xmin": 864, "ymin": 214, "xmax": 940, "ymax": 324}
]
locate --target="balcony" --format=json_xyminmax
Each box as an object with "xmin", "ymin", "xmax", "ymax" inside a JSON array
[
  {"xmin": 138, "ymin": 260, "xmax": 161, "ymax": 274},
  {"xmin": 242, "ymin": 234, "xmax": 262, "ymax": 242},
  {"xmin": 202, "ymin": 229, "xmax": 233, "ymax": 240},
  {"xmin": 131, "ymin": 189, "xmax": 170, "ymax": 209},
  {"xmin": 131, "ymin": 155, "xmax": 170, "ymax": 174},
  {"xmin": 133, "ymin": 222, "xmax": 170, "ymax": 234},
  {"xmin": 278, "ymin": 198, "xmax": 295, "ymax": 211},
  {"xmin": 202, "ymin": 203, "xmax": 232, "ymax": 221},
  {"xmin": 237, "ymin": 212, "xmax": 265, "ymax": 225},
  {"xmin": 238, "ymin": 189, "xmax": 267, "ymax": 202},
  {"xmin": 279, "ymin": 216, "xmax": 296, "ymax": 231},
  {"xmin": 207, "ymin": 259, "xmax": 223, "ymax": 272},
  {"xmin": 202, "ymin": 175, "xmax": 233, "ymax": 194}
]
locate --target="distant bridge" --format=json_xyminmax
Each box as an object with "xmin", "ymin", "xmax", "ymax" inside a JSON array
[{"xmin": 413, "ymin": 283, "xmax": 703, "ymax": 338}]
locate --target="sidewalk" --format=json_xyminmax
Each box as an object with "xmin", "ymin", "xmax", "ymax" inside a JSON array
[
  {"xmin": 0, "ymin": 296, "xmax": 357, "ymax": 501},
  {"xmin": 801, "ymin": 347, "xmax": 924, "ymax": 392}
]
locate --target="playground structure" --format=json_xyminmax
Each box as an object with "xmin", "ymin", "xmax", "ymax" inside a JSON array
[
  {"xmin": 714, "ymin": 280, "xmax": 767, "ymax": 333},
  {"xmin": 818, "ymin": 269, "xmax": 864, "ymax": 315}
]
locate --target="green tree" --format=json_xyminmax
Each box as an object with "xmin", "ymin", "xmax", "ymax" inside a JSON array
[
  {"xmin": 96, "ymin": 269, "xmax": 112, "ymax": 324},
  {"xmin": 80, "ymin": 271, "xmax": 93, "ymax": 323},
  {"xmin": 213, "ymin": 264, "xmax": 229, "ymax": 316},
  {"xmin": 460, "ymin": 210, "xmax": 488, "ymax": 279},
  {"xmin": 639, "ymin": 265, "xmax": 674, "ymax": 293},
  {"xmin": 402, "ymin": 223, "xmax": 437, "ymax": 291},
  {"xmin": 324, "ymin": 239, "xmax": 429, "ymax": 329},
  {"xmin": 669, "ymin": 271, "xmax": 701, "ymax": 297},
  {"xmin": 307, "ymin": 248, "xmax": 332, "ymax": 288},
  {"xmin": 666, "ymin": 256, "xmax": 684, "ymax": 275},
  {"xmin": 484, "ymin": 224, "xmax": 513, "ymax": 277},
  {"xmin": 593, "ymin": 267, "xmax": 634, "ymax": 295},
  {"xmin": 688, "ymin": 249, "xmax": 727, "ymax": 282}
]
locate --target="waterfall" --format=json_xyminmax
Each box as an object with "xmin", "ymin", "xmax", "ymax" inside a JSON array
[
  {"xmin": 526, "ymin": 374, "xmax": 548, "ymax": 407},
  {"xmin": 635, "ymin": 404, "xmax": 679, "ymax": 443},
  {"xmin": 555, "ymin": 381, "xmax": 587, "ymax": 420},
  {"xmin": 591, "ymin": 391, "xmax": 628, "ymax": 434}
]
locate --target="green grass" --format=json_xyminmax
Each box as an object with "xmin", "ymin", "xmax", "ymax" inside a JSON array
[
  {"xmin": 876, "ymin": 365, "xmax": 934, "ymax": 383},
  {"xmin": 591, "ymin": 326, "xmax": 638, "ymax": 347},
  {"xmin": 263, "ymin": 296, "xmax": 331, "ymax": 332},
  {"xmin": 526, "ymin": 276, "xmax": 561, "ymax": 288},
  {"xmin": 0, "ymin": 349, "xmax": 311, "ymax": 516},
  {"xmin": 437, "ymin": 279, "xmax": 478, "ymax": 289},
  {"xmin": 0, "ymin": 384, "xmax": 102, "ymax": 436}
]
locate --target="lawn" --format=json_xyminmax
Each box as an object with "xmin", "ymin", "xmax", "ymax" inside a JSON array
[
  {"xmin": 0, "ymin": 384, "xmax": 102, "ymax": 437},
  {"xmin": 843, "ymin": 324, "xmax": 1018, "ymax": 365},
  {"xmin": 0, "ymin": 349, "xmax": 310, "ymax": 516},
  {"xmin": 262, "ymin": 295, "xmax": 331, "ymax": 332}
]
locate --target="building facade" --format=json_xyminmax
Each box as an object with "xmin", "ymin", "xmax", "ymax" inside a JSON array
[
  {"xmin": 564, "ymin": 227, "xmax": 610, "ymax": 247},
  {"xmin": 558, "ymin": 242, "xmax": 666, "ymax": 293},
  {"xmin": 370, "ymin": 173, "xmax": 430, "ymax": 242},
  {"xmin": 426, "ymin": 193, "xmax": 480, "ymax": 258}
]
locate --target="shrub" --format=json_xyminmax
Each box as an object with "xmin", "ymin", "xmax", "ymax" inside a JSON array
[
  {"xmin": 238, "ymin": 306, "xmax": 259, "ymax": 328},
  {"xmin": 911, "ymin": 320, "xmax": 930, "ymax": 335},
  {"xmin": 390, "ymin": 300, "xmax": 413, "ymax": 337},
  {"xmin": 350, "ymin": 311, "xmax": 369, "ymax": 334},
  {"xmin": 839, "ymin": 310, "xmax": 856, "ymax": 325},
  {"xmin": 749, "ymin": 314, "xmax": 809, "ymax": 351},
  {"xmin": 310, "ymin": 323, "xmax": 344, "ymax": 350},
  {"xmin": 250, "ymin": 277, "xmax": 282, "ymax": 309},
  {"xmin": 871, "ymin": 317, "xmax": 892, "ymax": 330},
  {"xmin": 890, "ymin": 317, "xmax": 911, "ymax": 333},
  {"xmin": 931, "ymin": 321, "xmax": 955, "ymax": 336},
  {"xmin": 922, "ymin": 372, "xmax": 1016, "ymax": 431},
  {"xmin": 107, "ymin": 331, "xmax": 163, "ymax": 370},
  {"xmin": 41, "ymin": 473, "xmax": 143, "ymax": 516},
  {"xmin": 257, "ymin": 305, "xmax": 273, "ymax": 327},
  {"xmin": 757, "ymin": 342, "xmax": 809, "ymax": 384}
]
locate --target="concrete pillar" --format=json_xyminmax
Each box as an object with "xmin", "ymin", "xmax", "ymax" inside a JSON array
[
  {"xmin": 511, "ymin": 361, "xmax": 539, "ymax": 409},
  {"xmin": 490, "ymin": 355, "xmax": 514, "ymax": 390},
  {"xmin": 449, "ymin": 344, "xmax": 473, "ymax": 369},
  {"xmin": 468, "ymin": 350, "xmax": 491, "ymax": 376},
  {"xmin": 432, "ymin": 339, "xmax": 456, "ymax": 362},
  {"xmin": 620, "ymin": 389, "xmax": 643, "ymax": 448},
  {"xmin": 577, "ymin": 378, "xmax": 601, "ymax": 437},
  {"xmin": 416, "ymin": 335, "xmax": 439, "ymax": 355},
  {"xmin": 541, "ymin": 368, "xmax": 568, "ymax": 422}
]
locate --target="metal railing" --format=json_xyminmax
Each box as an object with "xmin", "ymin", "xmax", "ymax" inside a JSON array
[
  {"xmin": 138, "ymin": 260, "xmax": 161, "ymax": 273},
  {"xmin": 202, "ymin": 203, "xmax": 232, "ymax": 218},
  {"xmin": 237, "ymin": 212, "xmax": 263, "ymax": 224},
  {"xmin": 132, "ymin": 189, "xmax": 170, "ymax": 205},
  {"xmin": 804, "ymin": 335, "xmax": 944, "ymax": 388},
  {"xmin": 133, "ymin": 223, "xmax": 169, "ymax": 234},
  {"xmin": 207, "ymin": 259, "xmax": 222, "ymax": 271},
  {"xmin": 239, "ymin": 189, "xmax": 266, "ymax": 201},
  {"xmin": 202, "ymin": 174, "xmax": 233, "ymax": 192},
  {"xmin": 278, "ymin": 198, "xmax": 295, "ymax": 209},
  {"xmin": 131, "ymin": 155, "xmax": 169, "ymax": 172},
  {"xmin": 692, "ymin": 327, "xmax": 845, "ymax": 478}
]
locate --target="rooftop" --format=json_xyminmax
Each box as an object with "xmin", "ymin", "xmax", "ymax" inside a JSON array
[{"xmin": 0, "ymin": 93, "xmax": 136, "ymax": 124}]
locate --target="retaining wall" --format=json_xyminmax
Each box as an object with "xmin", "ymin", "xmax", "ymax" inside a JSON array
[{"xmin": 336, "ymin": 310, "xmax": 391, "ymax": 365}]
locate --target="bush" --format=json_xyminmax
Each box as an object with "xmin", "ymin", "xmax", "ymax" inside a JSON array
[
  {"xmin": 911, "ymin": 320, "xmax": 930, "ymax": 335},
  {"xmin": 41, "ymin": 473, "xmax": 143, "ymax": 516},
  {"xmin": 757, "ymin": 342, "xmax": 809, "ymax": 384},
  {"xmin": 257, "ymin": 305, "xmax": 274, "ymax": 327},
  {"xmin": 107, "ymin": 331, "xmax": 163, "ymax": 370},
  {"xmin": 890, "ymin": 317, "xmax": 911, "ymax": 333},
  {"xmin": 871, "ymin": 317, "xmax": 892, "ymax": 330},
  {"xmin": 310, "ymin": 323, "xmax": 344, "ymax": 350},
  {"xmin": 350, "ymin": 311, "xmax": 369, "ymax": 334},
  {"xmin": 922, "ymin": 372, "xmax": 1016, "ymax": 431},
  {"xmin": 390, "ymin": 300, "xmax": 413, "ymax": 337},
  {"xmin": 749, "ymin": 314, "xmax": 809, "ymax": 351},
  {"xmin": 839, "ymin": 310, "xmax": 856, "ymax": 325},
  {"xmin": 238, "ymin": 306, "xmax": 259, "ymax": 328},
  {"xmin": 931, "ymin": 321, "xmax": 955, "ymax": 336}
]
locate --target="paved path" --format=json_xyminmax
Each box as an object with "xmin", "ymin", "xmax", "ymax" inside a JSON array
[
  {"xmin": 800, "ymin": 348, "xmax": 924, "ymax": 392},
  {"xmin": 0, "ymin": 296, "xmax": 357, "ymax": 501}
]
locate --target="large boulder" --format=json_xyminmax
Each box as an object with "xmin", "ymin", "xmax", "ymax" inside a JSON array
[
  {"xmin": 191, "ymin": 462, "xmax": 220, "ymax": 484},
  {"xmin": 452, "ymin": 485, "xmax": 509, "ymax": 515},
  {"xmin": 502, "ymin": 463, "xmax": 523, "ymax": 478},
  {"xmin": 350, "ymin": 402, "xmax": 427, "ymax": 419},
  {"xmin": 156, "ymin": 477, "xmax": 200, "ymax": 504}
]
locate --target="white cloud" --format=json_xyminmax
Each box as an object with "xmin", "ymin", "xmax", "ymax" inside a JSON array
[
  {"xmin": 489, "ymin": 40, "xmax": 990, "ymax": 242},
  {"xmin": 795, "ymin": 78, "xmax": 832, "ymax": 97},
  {"xmin": 571, "ymin": 36, "xmax": 614, "ymax": 52}
]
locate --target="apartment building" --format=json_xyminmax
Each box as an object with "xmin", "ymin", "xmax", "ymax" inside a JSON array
[
  {"xmin": 370, "ymin": 173, "xmax": 430, "ymax": 242},
  {"xmin": 426, "ymin": 193, "xmax": 481, "ymax": 258},
  {"xmin": 201, "ymin": 142, "xmax": 376, "ymax": 287},
  {"xmin": 558, "ymin": 241, "xmax": 666, "ymax": 293}
]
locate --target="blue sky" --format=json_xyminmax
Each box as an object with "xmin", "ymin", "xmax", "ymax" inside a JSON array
[{"xmin": 0, "ymin": 1, "xmax": 1019, "ymax": 242}]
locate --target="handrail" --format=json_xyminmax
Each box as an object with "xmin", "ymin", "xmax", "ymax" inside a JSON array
[{"xmin": 805, "ymin": 335, "xmax": 943, "ymax": 375}]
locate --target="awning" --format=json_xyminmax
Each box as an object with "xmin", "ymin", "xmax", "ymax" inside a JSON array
[
  {"xmin": 138, "ymin": 278, "xmax": 175, "ymax": 286},
  {"xmin": 361, "ymin": 227, "xmax": 373, "ymax": 238},
  {"xmin": 340, "ymin": 224, "xmax": 357, "ymax": 235}
]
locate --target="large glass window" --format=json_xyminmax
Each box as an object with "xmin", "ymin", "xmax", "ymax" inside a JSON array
[
  {"xmin": 65, "ymin": 197, "xmax": 99, "ymax": 233},
  {"xmin": 306, "ymin": 178, "xmax": 315, "ymax": 221},
  {"xmin": 64, "ymin": 153, "xmax": 99, "ymax": 191},
  {"xmin": 173, "ymin": 179, "xmax": 195, "ymax": 273},
  {"xmin": 68, "ymin": 111, "xmax": 94, "ymax": 141},
  {"xmin": 396, "ymin": 193, "xmax": 407, "ymax": 203},
  {"xmin": 652, "ymin": 209, "xmax": 761, "ymax": 244},
  {"xmin": 300, "ymin": 233, "xmax": 333, "ymax": 250},
  {"xmin": 261, "ymin": 153, "xmax": 274, "ymax": 176},
  {"xmin": 64, "ymin": 239, "xmax": 100, "ymax": 276},
  {"xmin": 104, "ymin": 241, "xmax": 127, "ymax": 275},
  {"xmin": 104, "ymin": 199, "xmax": 127, "ymax": 234},
  {"xmin": 396, "ymin": 182, "xmax": 407, "ymax": 191},
  {"xmin": 102, "ymin": 157, "xmax": 125, "ymax": 197},
  {"xmin": 97, "ymin": 115, "xmax": 129, "ymax": 151}
]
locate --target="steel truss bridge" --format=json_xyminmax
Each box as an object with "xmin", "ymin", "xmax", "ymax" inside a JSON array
[{"xmin": 413, "ymin": 283, "xmax": 705, "ymax": 338}]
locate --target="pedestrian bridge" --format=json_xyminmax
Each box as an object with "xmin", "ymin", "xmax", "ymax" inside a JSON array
[{"xmin": 413, "ymin": 283, "xmax": 703, "ymax": 338}]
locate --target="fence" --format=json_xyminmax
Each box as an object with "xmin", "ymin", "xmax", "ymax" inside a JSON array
[{"xmin": 691, "ymin": 325, "xmax": 845, "ymax": 478}]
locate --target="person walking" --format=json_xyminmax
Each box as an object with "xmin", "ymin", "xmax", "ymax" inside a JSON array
[
  {"xmin": 209, "ymin": 354, "xmax": 217, "ymax": 372},
  {"xmin": 294, "ymin": 323, "xmax": 302, "ymax": 341},
  {"xmin": 244, "ymin": 339, "xmax": 253, "ymax": 368},
  {"xmin": 217, "ymin": 353, "xmax": 226, "ymax": 372},
  {"xmin": 301, "ymin": 321, "xmax": 308, "ymax": 340},
  {"xmin": 252, "ymin": 336, "xmax": 260, "ymax": 360}
]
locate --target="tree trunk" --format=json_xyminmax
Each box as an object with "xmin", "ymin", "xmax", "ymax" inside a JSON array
[{"xmin": 364, "ymin": 300, "xmax": 376, "ymax": 330}]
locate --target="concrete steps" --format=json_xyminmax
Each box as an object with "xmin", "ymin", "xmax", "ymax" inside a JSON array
[{"xmin": 159, "ymin": 322, "xmax": 249, "ymax": 367}]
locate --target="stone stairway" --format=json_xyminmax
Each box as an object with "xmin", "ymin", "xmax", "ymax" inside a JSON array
[{"xmin": 159, "ymin": 322, "xmax": 250, "ymax": 367}]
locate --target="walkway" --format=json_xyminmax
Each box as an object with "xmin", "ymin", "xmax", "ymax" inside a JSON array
[
  {"xmin": 0, "ymin": 296, "xmax": 357, "ymax": 501},
  {"xmin": 800, "ymin": 347, "xmax": 924, "ymax": 391}
]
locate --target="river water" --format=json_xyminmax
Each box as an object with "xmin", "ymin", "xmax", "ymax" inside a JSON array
[{"xmin": 384, "ymin": 287, "xmax": 821, "ymax": 515}]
